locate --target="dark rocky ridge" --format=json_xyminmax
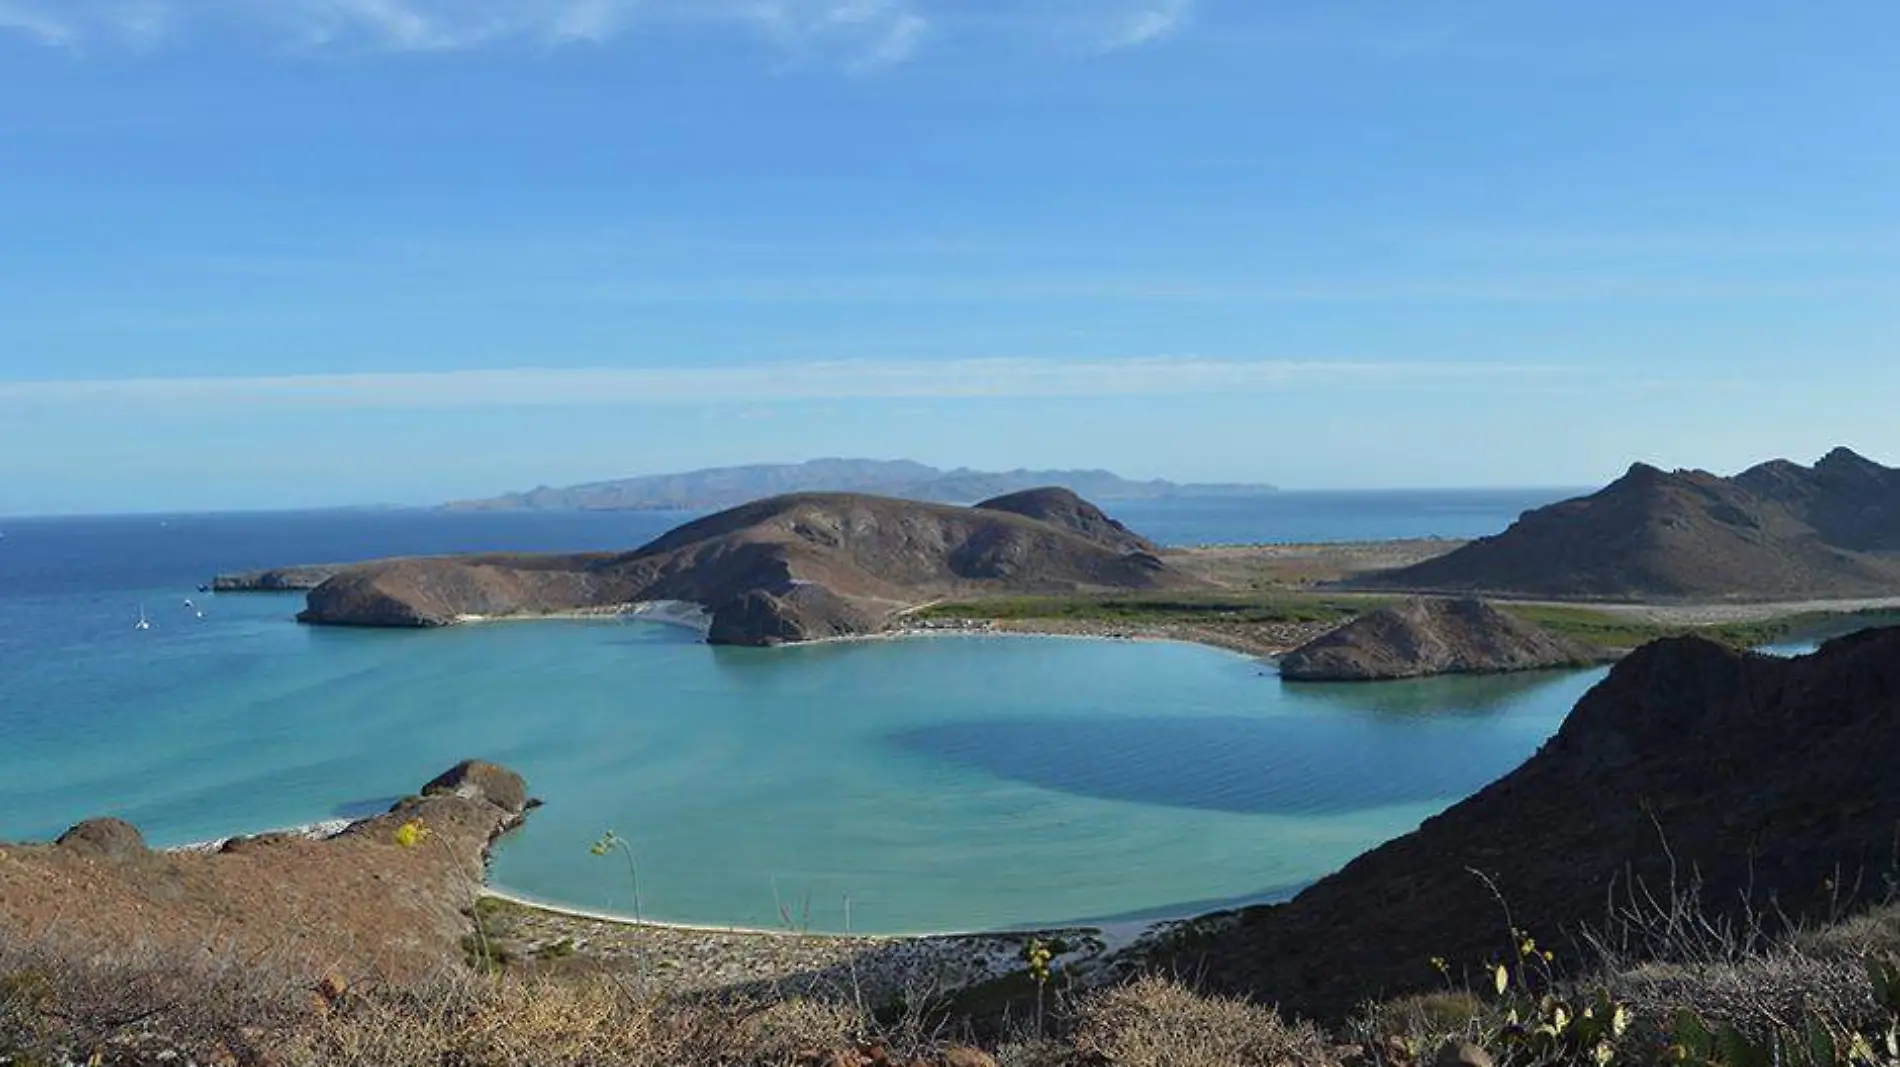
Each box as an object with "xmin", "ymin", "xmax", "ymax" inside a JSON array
[
  {"xmin": 1164, "ymin": 625, "xmax": 1900, "ymax": 1019},
  {"xmin": 1277, "ymin": 597, "xmax": 1607, "ymax": 681},
  {"xmin": 294, "ymin": 489, "xmax": 1201, "ymax": 646},
  {"xmin": 1357, "ymin": 447, "xmax": 1900, "ymax": 600}
]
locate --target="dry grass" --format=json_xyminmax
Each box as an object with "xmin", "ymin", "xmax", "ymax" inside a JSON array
[
  {"xmin": 2, "ymin": 923, "xmax": 1355, "ymax": 1067},
  {"xmin": 1, "ymin": 931, "xmax": 316, "ymax": 1065},
  {"xmin": 12, "ymin": 901, "xmax": 1900, "ymax": 1067},
  {"xmin": 1069, "ymin": 976, "xmax": 1338, "ymax": 1067},
  {"xmin": 282, "ymin": 975, "xmax": 870, "ymax": 1067}
]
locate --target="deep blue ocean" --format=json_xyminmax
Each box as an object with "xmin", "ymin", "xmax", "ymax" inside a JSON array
[{"xmin": 0, "ymin": 489, "xmax": 1603, "ymax": 933}]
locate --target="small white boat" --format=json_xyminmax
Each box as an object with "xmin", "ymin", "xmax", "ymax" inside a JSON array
[
  {"xmin": 135, "ymin": 605, "xmax": 152, "ymax": 631},
  {"xmin": 184, "ymin": 598, "xmax": 195, "ymax": 609}
]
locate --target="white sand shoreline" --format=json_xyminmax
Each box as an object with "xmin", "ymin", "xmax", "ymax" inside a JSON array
[
  {"xmin": 479, "ymin": 884, "xmax": 1181, "ymax": 951},
  {"xmin": 169, "ymin": 818, "xmax": 353, "ymax": 854},
  {"xmin": 164, "ymin": 821, "xmax": 1190, "ymax": 950}
]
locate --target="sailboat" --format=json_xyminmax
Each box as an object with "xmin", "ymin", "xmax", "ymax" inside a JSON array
[{"xmin": 135, "ymin": 605, "xmax": 152, "ymax": 631}]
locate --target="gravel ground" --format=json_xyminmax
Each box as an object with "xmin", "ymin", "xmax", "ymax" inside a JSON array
[{"xmin": 475, "ymin": 894, "xmax": 1118, "ymax": 1005}]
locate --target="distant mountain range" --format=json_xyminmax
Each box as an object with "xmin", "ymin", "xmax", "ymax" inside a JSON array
[
  {"xmin": 1356, "ymin": 446, "xmax": 1900, "ymax": 600},
  {"xmin": 443, "ymin": 459, "xmax": 1277, "ymax": 512}
]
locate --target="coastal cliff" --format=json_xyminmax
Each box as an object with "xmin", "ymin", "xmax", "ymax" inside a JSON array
[
  {"xmin": 1277, "ymin": 597, "xmax": 1607, "ymax": 681},
  {"xmin": 292, "ymin": 489, "xmax": 1202, "ymax": 646}
]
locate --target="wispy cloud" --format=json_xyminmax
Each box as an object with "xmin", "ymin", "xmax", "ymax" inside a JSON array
[
  {"xmin": 0, "ymin": 0, "xmax": 1189, "ymax": 65},
  {"xmin": 1096, "ymin": 0, "xmax": 1192, "ymax": 53},
  {"xmin": 0, "ymin": 357, "xmax": 1585, "ymax": 410}
]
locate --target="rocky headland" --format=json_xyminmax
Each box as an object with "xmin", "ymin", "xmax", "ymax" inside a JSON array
[
  {"xmin": 1276, "ymin": 596, "xmax": 1610, "ymax": 681},
  {"xmin": 1159, "ymin": 624, "xmax": 1900, "ymax": 1019},
  {"xmin": 283, "ymin": 488, "xmax": 1206, "ymax": 646},
  {"xmin": 211, "ymin": 563, "xmax": 343, "ymax": 592},
  {"xmin": 1356, "ymin": 447, "xmax": 1900, "ymax": 601}
]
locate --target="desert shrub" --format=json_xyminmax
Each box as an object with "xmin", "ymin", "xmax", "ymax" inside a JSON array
[
  {"xmin": 0, "ymin": 930, "xmax": 314, "ymax": 1065},
  {"xmin": 1347, "ymin": 990, "xmax": 1490, "ymax": 1063},
  {"xmin": 280, "ymin": 973, "xmax": 874, "ymax": 1067},
  {"xmin": 1069, "ymin": 976, "xmax": 1335, "ymax": 1067}
]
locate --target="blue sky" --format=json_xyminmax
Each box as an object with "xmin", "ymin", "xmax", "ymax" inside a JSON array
[{"xmin": 1, "ymin": 0, "xmax": 1897, "ymax": 513}]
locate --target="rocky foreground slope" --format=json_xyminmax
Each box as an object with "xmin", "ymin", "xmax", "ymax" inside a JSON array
[
  {"xmin": 1166, "ymin": 625, "xmax": 1900, "ymax": 1019},
  {"xmin": 1277, "ymin": 597, "xmax": 1607, "ymax": 681},
  {"xmin": 1358, "ymin": 447, "xmax": 1900, "ymax": 600},
  {"xmin": 289, "ymin": 488, "xmax": 1199, "ymax": 645},
  {"xmin": 0, "ymin": 761, "xmax": 532, "ymax": 983}
]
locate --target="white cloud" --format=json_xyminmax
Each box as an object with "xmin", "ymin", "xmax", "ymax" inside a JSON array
[
  {"xmin": 0, "ymin": 0, "xmax": 87, "ymax": 46},
  {"xmin": 0, "ymin": 0, "xmax": 1188, "ymax": 65},
  {"xmin": 0, "ymin": 358, "xmax": 1582, "ymax": 410},
  {"xmin": 723, "ymin": 0, "xmax": 929, "ymax": 71},
  {"xmin": 1096, "ymin": 0, "xmax": 1191, "ymax": 53}
]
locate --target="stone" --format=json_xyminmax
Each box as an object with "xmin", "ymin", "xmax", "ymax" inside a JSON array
[
  {"xmin": 54, "ymin": 818, "xmax": 146, "ymax": 859},
  {"xmin": 420, "ymin": 760, "xmax": 530, "ymax": 815}
]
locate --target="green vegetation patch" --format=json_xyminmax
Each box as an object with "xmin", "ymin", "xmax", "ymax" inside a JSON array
[
  {"xmin": 915, "ymin": 592, "xmax": 1389, "ymax": 626},
  {"xmin": 1499, "ymin": 605, "xmax": 1884, "ymax": 652}
]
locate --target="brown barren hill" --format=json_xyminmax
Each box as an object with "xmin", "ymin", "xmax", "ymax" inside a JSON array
[
  {"xmin": 294, "ymin": 490, "xmax": 1200, "ymax": 645},
  {"xmin": 1277, "ymin": 597, "xmax": 1607, "ymax": 681},
  {"xmin": 0, "ymin": 760, "xmax": 532, "ymax": 983},
  {"xmin": 1161, "ymin": 626, "xmax": 1900, "ymax": 1019},
  {"xmin": 1355, "ymin": 448, "xmax": 1900, "ymax": 600},
  {"xmin": 973, "ymin": 486, "xmax": 1162, "ymax": 555}
]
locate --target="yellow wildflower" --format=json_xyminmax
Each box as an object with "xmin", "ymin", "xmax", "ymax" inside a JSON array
[{"xmin": 394, "ymin": 818, "xmax": 431, "ymax": 849}]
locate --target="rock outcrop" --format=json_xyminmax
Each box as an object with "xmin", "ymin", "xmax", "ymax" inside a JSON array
[
  {"xmin": 54, "ymin": 817, "xmax": 148, "ymax": 859},
  {"xmin": 1162, "ymin": 626, "xmax": 1900, "ymax": 1019},
  {"xmin": 211, "ymin": 564, "xmax": 344, "ymax": 592},
  {"xmin": 294, "ymin": 491, "xmax": 1199, "ymax": 646},
  {"xmin": 1277, "ymin": 597, "xmax": 1607, "ymax": 681},
  {"xmin": 1357, "ymin": 447, "xmax": 1900, "ymax": 600},
  {"xmin": 421, "ymin": 758, "xmax": 531, "ymax": 816}
]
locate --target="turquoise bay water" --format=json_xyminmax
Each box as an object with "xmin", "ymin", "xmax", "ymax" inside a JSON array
[{"xmin": 0, "ymin": 497, "xmax": 1599, "ymax": 934}]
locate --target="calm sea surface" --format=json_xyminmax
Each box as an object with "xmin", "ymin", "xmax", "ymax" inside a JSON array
[{"xmin": 0, "ymin": 490, "xmax": 1600, "ymax": 933}]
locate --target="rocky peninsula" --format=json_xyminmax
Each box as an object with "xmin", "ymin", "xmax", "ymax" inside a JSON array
[
  {"xmin": 0, "ymin": 760, "xmax": 533, "ymax": 985},
  {"xmin": 274, "ymin": 488, "xmax": 1206, "ymax": 646}
]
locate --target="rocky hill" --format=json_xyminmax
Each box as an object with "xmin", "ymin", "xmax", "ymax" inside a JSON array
[
  {"xmin": 1357, "ymin": 447, "xmax": 1900, "ymax": 600},
  {"xmin": 444, "ymin": 458, "xmax": 1275, "ymax": 512},
  {"xmin": 1277, "ymin": 597, "xmax": 1607, "ymax": 681},
  {"xmin": 295, "ymin": 489, "xmax": 1202, "ymax": 645},
  {"xmin": 973, "ymin": 486, "xmax": 1160, "ymax": 555},
  {"xmin": 1164, "ymin": 625, "xmax": 1900, "ymax": 1019}
]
